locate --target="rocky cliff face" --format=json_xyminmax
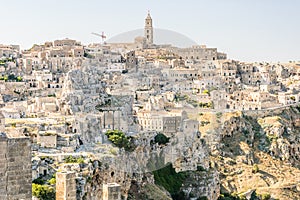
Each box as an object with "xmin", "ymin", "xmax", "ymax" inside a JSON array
[
  {"xmin": 60, "ymin": 66, "xmax": 108, "ymax": 144},
  {"xmin": 61, "ymin": 66, "xmax": 107, "ymax": 114},
  {"xmin": 207, "ymin": 106, "xmax": 300, "ymax": 199},
  {"xmin": 73, "ymin": 106, "xmax": 300, "ymax": 200},
  {"xmin": 60, "ymin": 66, "xmax": 138, "ymax": 144},
  {"xmin": 63, "ymin": 126, "xmax": 218, "ymax": 200},
  {"xmin": 59, "ymin": 66, "xmax": 300, "ymax": 199}
]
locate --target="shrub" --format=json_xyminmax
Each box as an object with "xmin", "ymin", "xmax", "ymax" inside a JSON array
[
  {"xmin": 11, "ymin": 122, "xmax": 16, "ymax": 128},
  {"xmin": 196, "ymin": 165, "xmax": 206, "ymax": 172},
  {"xmin": 252, "ymin": 164, "xmax": 259, "ymax": 173},
  {"xmin": 64, "ymin": 155, "xmax": 84, "ymax": 164},
  {"xmin": 32, "ymin": 177, "xmax": 45, "ymax": 185},
  {"xmin": 48, "ymin": 177, "xmax": 56, "ymax": 185},
  {"xmin": 153, "ymin": 164, "xmax": 189, "ymax": 199},
  {"xmin": 200, "ymin": 121, "xmax": 210, "ymax": 126},
  {"xmin": 16, "ymin": 76, "xmax": 22, "ymax": 82},
  {"xmin": 218, "ymin": 193, "xmax": 240, "ymax": 200},
  {"xmin": 154, "ymin": 133, "xmax": 169, "ymax": 145},
  {"xmin": 216, "ymin": 112, "xmax": 223, "ymax": 118},
  {"xmin": 105, "ymin": 130, "xmax": 135, "ymax": 151},
  {"xmin": 261, "ymin": 193, "xmax": 271, "ymax": 200},
  {"xmin": 203, "ymin": 89, "xmax": 210, "ymax": 95},
  {"xmin": 32, "ymin": 183, "xmax": 55, "ymax": 200}
]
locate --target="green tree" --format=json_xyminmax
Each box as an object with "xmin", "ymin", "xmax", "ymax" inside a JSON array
[
  {"xmin": 105, "ymin": 130, "xmax": 135, "ymax": 151},
  {"xmin": 153, "ymin": 164, "xmax": 189, "ymax": 199},
  {"xmin": 16, "ymin": 76, "xmax": 22, "ymax": 82},
  {"xmin": 32, "ymin": 183, "xmax": 55, "ymax": 200},
  {"xmin": 154, "ymin": 133, "xmax": 169, "ymax": 145},
  {"xmin": 8, "ymin": 74, "xmax": 15, "ymax": 80},
  {"xmin": 48, "ymin": 177, "xmax": 56, "ymax": 185}
]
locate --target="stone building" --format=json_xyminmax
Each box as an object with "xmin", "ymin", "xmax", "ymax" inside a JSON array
[
  {"xmin": 0, "ymin": 131, "xmax": 32, "ymax": 200},
  {"xmin": 53, "ymin": 38, "xmax": 81, "ymax": 47},
  {"xmin": 0, "ymin": 112, "xmax": 4, "ymax": 132},
  {"xmin": 171, "ymin": 45, "xmax": 227, "ymax": 61},
  {"xmin": 163, "ymin": 116, "xmax": 182, "ymax": 135},
  {"xmin": 126, "ymin": 50, "xmax": 138, "ymax": 70},
  {"xmin": 144, "ymin": 11, "xmax": 153, "ymax": 45},
  {"xmin": 37, "ymin": 131, "xmax": 57, "ymax": 148},
  {"xmin": 56, "ymin": 171, "xmax": 77, "ymax": 200},
  {"xmin": 103, "ymin": 183, "xmax": 121, "ymax": 200}
]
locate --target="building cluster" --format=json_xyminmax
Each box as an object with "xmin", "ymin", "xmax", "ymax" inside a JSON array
[{"xmin": 0, "ymin": 12, "xmax": 300, "ymax": 200}]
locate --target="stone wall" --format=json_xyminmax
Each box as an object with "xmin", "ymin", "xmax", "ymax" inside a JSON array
[
  {"xmin": 103, "ymin": 183, "xmax": 121, "ymax": 200},
  {"xmin": 56, "ymin": 171, "xmax": 77, "ymax": 200},
  {"xmin": 0, "ymin": 134, "xmax": 32, "ymax": 200}
]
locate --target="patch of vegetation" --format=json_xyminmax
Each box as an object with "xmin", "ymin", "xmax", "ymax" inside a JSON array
[
  {"xmin": 290, "ymin": 96, "xmax": 296, "ymax": 101},
  {"xmin": 13, "ymin": 90, "xmax": 20, "ymax": 94},
  {"xmin": 40, "ymin": 156, "xmax": 53, "ymax": 162},
  {"xmin": 196, "ymin": 165, "xmax": 206, "ymax": 172},
  {"xmin": 187, "ymin": 99, "xmax": 199, "ymax": 107},
  {"xmin": 174, "ymin": 93, "xmax": 189, "ymax": 102},
  {"xmin": 153, "ymin": 163, "xmax": 189, "ymax": 200},
  {"xmin": 16, "ymin": 76, "xmax": 22, "ymax": 82},
  {"xmin": 295, "ymin": 105, "xmax": 300, "ymax": 112},
  {"xmin": 203, "ymin": 89, "xmax": 210, "ymax": 95},
  {"xmin": 0, "ymin": 73, "xmax": 23, "ymax": 82},
  {"xmin": 200, "ymin": 121, "xmax": 210, "ymax": 126},
  {"xmin": 216, "ymin": 112, "xmax": 223, "ymax": 118},
  {"xmin": 83, "ymin": 52, "xmax": 94, "ymax": 59},
  {"xmin": 105, "ymin": 130, "xmax": 136, "ymax": 151},
  {"xmin": 64, "ymin": 155, "xmax": 85, "ymax": 164},
  {"xmin": 32, "ymin": 183, "xmax": 55, "ymax": 200},
  {"xmin": 242, "ymin": 129, "xmax": 249, "ymax": 135},
  {"xmin": 154, "ymin": 133, "xmax": 169, "ymax": 145},
  {"xmin": 218, "ymin": 193, "xmax": 241, "ymax": 200},
  {"xmin": 266, "ymin": 134, "xmax": 278, "ymax": 143},
  {"xmin": 32, "ymin": 177, "xmax": 45, "ymax": 185},
  {"xmin": 0, "ymin": 75, "xmax": 8, "ymax": 81},
  {"xmin": 199, "ymin": 102, "xmax": 213, "ymax": 108},
  {"xmin": 252, "ymin": 164, "xmax": 259, "ymax": 173},
  {"xmin": 198, "ymin": 196, "xmax": 208, "ymax": 200},
  {"xmin": 48, "ymin": 176, "xmax": 56, "ymax": 185},
  {"xmin": 260, "ymin": 193, "xmax": 271, "ymax": 200}
]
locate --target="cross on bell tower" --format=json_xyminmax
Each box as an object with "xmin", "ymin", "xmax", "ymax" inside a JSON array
[{"xmin": 144, "ymin": 11, "xmax": 153, "ymax": 45}]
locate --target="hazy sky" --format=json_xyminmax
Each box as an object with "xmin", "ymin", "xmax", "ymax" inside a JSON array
[{"xmin": 1, "ymin": 0, "xmax": 299, "ymax": 62}]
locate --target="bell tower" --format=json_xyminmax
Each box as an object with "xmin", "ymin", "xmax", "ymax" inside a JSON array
[{"xmin": 144, "ymin": 11, "xmax": 153, "ymax": 45}]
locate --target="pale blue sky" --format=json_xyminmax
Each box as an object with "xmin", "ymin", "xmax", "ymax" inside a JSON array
[{"xmin": 1, "ymin": 0, "xmax": 299, "ymax": 62}]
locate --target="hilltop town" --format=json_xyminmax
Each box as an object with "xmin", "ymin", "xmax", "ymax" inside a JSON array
[{"xmin": 1, "ymin": 12, "xmax": 300, "ymax": 200}]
